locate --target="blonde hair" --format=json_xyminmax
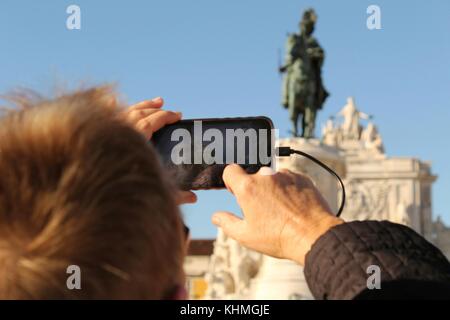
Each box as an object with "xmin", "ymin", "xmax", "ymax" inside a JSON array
[{"xmin": 0, "ymin": 87, "xmax": 184, "ymax": 299}]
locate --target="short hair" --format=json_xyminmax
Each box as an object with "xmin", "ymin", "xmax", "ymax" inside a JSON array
[{"xmin": 0, "ymin": 87, "xmax": 185, "ymax": 299}]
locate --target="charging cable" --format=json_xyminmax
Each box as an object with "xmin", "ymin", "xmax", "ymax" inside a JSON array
[{"xmin": 276, "ymin": 146, "xmax": 346, "ymax": 218}]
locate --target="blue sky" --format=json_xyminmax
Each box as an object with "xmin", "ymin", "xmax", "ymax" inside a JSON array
[{"xmin": 1, "ymin": 0, "xmax": 449, "ymax": 238}]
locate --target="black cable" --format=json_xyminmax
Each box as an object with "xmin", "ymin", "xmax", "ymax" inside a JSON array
[{"xmin": 276, "ymin": 146, "xmax": 346, "ymax": 218}]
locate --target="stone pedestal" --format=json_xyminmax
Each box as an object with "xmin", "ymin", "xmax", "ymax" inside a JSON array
[{"xmin": 248, "ymin": 256, "xmax": 312, "ymax": 299}]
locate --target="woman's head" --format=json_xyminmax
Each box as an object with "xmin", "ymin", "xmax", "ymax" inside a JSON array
[{"xmin": 0, "ymin": 87, "xmax": 186, "ymax": 299}]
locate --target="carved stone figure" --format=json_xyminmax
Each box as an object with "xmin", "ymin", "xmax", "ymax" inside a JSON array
[
  {"xmin": 338, "ymin": 97, "xmax": 369, "ymax": 140},
  {"xmin": 344, "ymin": 180, "xmax": 391, "ymax": 221},
  {"xmin": 361, "ymin": 121, "xmax": 384, "ymax": 154},
  {"xmin": 322, "ymin": 117, "xmax": 338, "ymax": 146},
  {"xmin": 204, "ymin": 230, "xmax": 262, "ymax": 299}
]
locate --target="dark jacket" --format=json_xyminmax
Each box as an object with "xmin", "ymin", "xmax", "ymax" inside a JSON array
[{"xmin": 304, "ymin": 220, "xmax": 450, "ymax": 299}]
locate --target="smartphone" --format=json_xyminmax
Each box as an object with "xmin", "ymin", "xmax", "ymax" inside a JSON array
[{"xmin": 151, "ymin": 116, "xmax": 274, "ymax": 190}]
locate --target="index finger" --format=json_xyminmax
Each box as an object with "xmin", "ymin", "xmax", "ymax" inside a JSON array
[
  {"xmin": 130, "ymin": 97, "xmax": 164, "ymax": 110},
  {"xmin": 138, "ymin": 110, "xmax": 182, "ymax": 139}
]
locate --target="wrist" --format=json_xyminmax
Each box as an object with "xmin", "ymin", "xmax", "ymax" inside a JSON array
[{"xmin": 288, "ymin": 212, "xmax": 344, "ymax": 265}]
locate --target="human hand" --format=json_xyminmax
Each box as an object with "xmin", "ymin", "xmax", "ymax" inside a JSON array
[
  {"xmin": 121, "ymin": 97, "xmax": 181, "ymax": 140},
  {"xmin": 121, "ymin": 97, "xmax": 197, "ymax": 205},
  {"xmin": 211, "ymin": 165, "xmax": 343, "ymax": 265}
]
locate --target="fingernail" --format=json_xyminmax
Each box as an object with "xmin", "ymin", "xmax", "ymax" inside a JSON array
[
  {"xmin": 258, "ymin": 166, "xmax": 276, "ymax": 176},
  {"xmin": 176, "ymin": 111, "xmax": 182, "ymax": 117},
  {"xmin": 152, "ymin": 97, "xmax": 163, "ymax": 102},
  {"xmin": 212, "ymin": 215, "xmax": 221, "ymax": 225}
]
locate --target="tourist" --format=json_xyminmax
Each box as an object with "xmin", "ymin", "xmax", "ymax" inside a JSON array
[{"xmin": 0, "ymin": 87, "xmax": 449, "ymax": 299}]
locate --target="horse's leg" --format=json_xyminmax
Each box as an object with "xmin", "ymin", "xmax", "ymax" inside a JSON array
[
  {"xmin": 288, "ymin": 109, "xmax": 297, "ymax": 137},
  {"xmin": 301, "ymin": 109, "xmax": 306, "ymax": 137},
  {"xmin": 289, "ymin": 94, "xmax": 299, "ymax": 137},
  {"xmin": 303, "ymin": 106, "xmax": 317, "ymax": 139},
  {"xmin": 296, "ymin": 101, "xmax": 305, "ymax": 138},
  {"xmin": 294, "ymin": 113, "xmax": 299, "ymax": 137}
]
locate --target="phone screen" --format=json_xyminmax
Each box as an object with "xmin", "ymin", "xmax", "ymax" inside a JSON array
[{"xmin": 151, "ymin": 117, "xmax": 274, "ymax": 190}]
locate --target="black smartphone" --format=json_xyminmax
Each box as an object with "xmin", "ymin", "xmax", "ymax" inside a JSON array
[{"xmin": 151, "ymin": 116, "xmax": 274, "ymax": 190}]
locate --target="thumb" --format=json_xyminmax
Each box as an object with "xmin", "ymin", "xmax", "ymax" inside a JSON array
[
  {"xmin": 212, "ymin": 211, "xmax": 247, "ymax": 242},
  {"xmin": 222, "ymin": 164, "xmax": 249, "ymax": 195}
]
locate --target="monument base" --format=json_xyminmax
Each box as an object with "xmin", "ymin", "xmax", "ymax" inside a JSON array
[{"xmin": 247, "ymin": 256, "xmax": 312, "ymax": 300}]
